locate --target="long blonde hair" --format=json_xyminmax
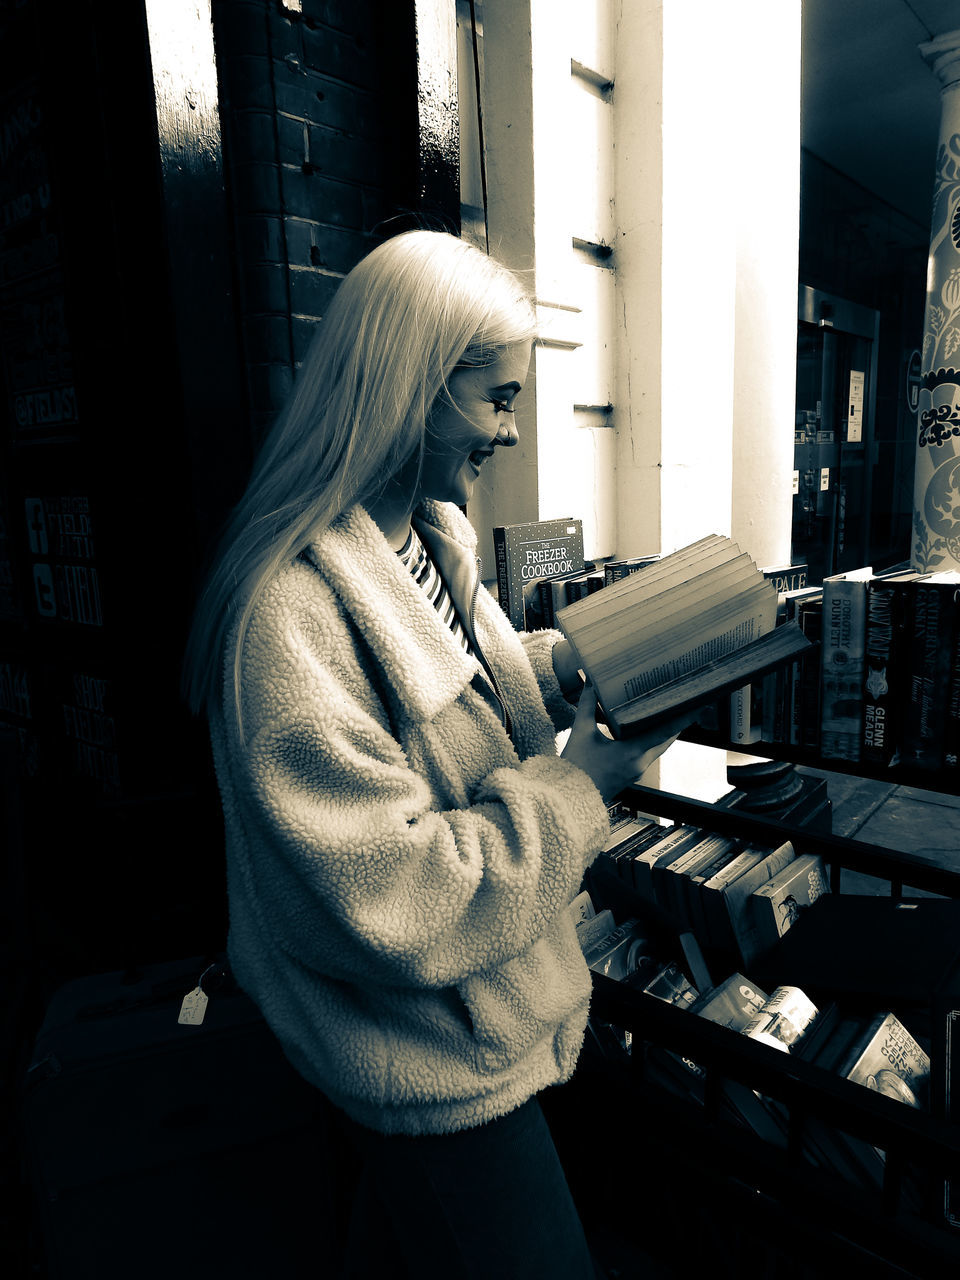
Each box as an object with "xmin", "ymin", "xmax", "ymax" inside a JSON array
[{"xmin": 182, "ymin": 230, "xmax": 536, "ymax": 726}]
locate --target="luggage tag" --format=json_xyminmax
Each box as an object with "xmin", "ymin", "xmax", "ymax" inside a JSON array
[{"xmin": 177, "ymin": 962, "xmax": 222, "ymax": 1026}]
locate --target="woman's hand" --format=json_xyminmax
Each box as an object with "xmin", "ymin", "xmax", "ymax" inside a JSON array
[
  {"xmin": 560, "ymin": 683, "xmax": 694, "ymax": 803},
  {"xmin": 551, "ymin": 637, "xmax": 584, "ymax": 702}
]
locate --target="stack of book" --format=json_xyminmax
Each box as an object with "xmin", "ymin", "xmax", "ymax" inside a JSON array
[
  {"xmin": 740, "ymin": 563, "xmax": 960, "ymax": 774},
  {"xmin": 596, "ymin": 813, "xmax": 829, "ymax": 969},
  {"xmin": 494, "ymin": 517, "xmax": 958, "ymax": 776},
  {"xmin": 492, "ymin": 517, "xmax": 660, "ymax": 631}
]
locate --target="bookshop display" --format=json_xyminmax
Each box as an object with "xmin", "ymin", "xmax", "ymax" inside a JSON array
[
  {"xmin": 494, "ymin": 517, "xmax": 960, "ymax": 779},
  {"xmin": 491, "ymin": 515, "xmax": 960, "ymax": 1269},
  {"xmin": 576, "ymin": 790, "xmax": 960, "ymax": 1271}
]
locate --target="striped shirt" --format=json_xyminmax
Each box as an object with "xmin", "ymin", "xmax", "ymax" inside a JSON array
[
  {"xmin": 398, "ymin": 525, "xmax": 511, "ymax": 736},
  {"xmin": 397, "ymin": 526, "xmax": 474, "ymax": 655}
]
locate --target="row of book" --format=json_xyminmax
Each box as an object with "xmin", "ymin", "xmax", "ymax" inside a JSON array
[
  {"xmin": 493, "ymin": 516, "xmax": 958, "ymax": 775},
  {"xmin": 580, "ymin": 788, "xmax": 960, "ymax": 1230},
  {"xmin": 494, "ymin": 519, "xmax": 814, "ymax": 741},
  {"xmin": 596, "ymin": 807, "xmax": 829, "ymax": 970},
  {"xmin": 739, "ymin": 562, "xmax": 960, "ymax": 774},
  {"xmin": 492, "ymin": 515, "xmax": 659, "ymax": 632},
  {"xmin": 575, "ymin": 891, "xmax": 933, "ymax": 1210}
]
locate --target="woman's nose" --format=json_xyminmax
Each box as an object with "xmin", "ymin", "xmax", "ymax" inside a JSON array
[{"xmin": 495, "ymin": 419, "xmax": 519, "ymax": 447}]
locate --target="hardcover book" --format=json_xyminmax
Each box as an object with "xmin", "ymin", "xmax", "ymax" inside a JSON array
[
  {"xmin": 862, "ymin": 571, "xmax": 921, "ymax": 767},
  {"xmin": 748, "ymin": 853, "xmax": 829, "ymax": 953},
  {"xmin": 711, "ymin": 840, "xmax": 797, "ymax": 966},
  {"xmin": 535, "ymin": 566, "xmax": 600, "ymax": 629},
  {"xmin": 603, "ymin": 823, "xmax": 667, "ymax": 882},
  {"xmin": 575, "ymin": 907, "xmax": 616, "ymax": 952},
  {"xmin": 695, "ymin": 845, "xmax": 767, "ymax": 950},
  {"xmin": 837, "ymin": 1010, "xmax": 930, "ymax": 1110},
  {"xmin": 758, "ymin": 567, "xmax": 809, "ymax": 746},
  {"xmin": 555, "ymin": 534, "xmax": 813, "ymax": 738},
  {"xmin": 492, "ymin": 517, "xmax": 584, "ymax": 631},
  {"xmin": 628, "ymin": 956, "xmax": 700, "ymax": 1008},
  {"xmin": 582, "ymin": 918, "xmax": 649, "ymax": 979},
  {"xmin": 627, "ymin": 824, "xmax": 705, "ymax": 899},
  {"xmin": 797, "ymin": 591, "xmax": 824, "ymax": 751},
  {"xmin": 729, "ymin": 683, "xmax": 762, "ymax": 747},
  {"xmin": 901, "ymin": 570, "xmax": 959, "ymax": 771},
  {"xmin": 659, "ymin": 832, "xmax": 742, "ymax": 931},
  {"xmin": 819, "ymin": 564, "xmax": 873, "ymax": 761},
  {"xmin": 568, "ymin": 889, "xmax": 596, "ymax": 927},
  {"xmin": 682, "ymin": 839, "xmax": 750, "ymax": 942},
  {"xmin": 947, "ymin": 615, "xmax": 960, "ymax": 770},
  {"xmin": 602, "ymin": 816, "xmax": 659, "ymax": 854},
  {"xmin": 742, "ymin": 984, "xmax": 820, "ymax": 1054},
  {"xmin": 603, "ymin": 554, "xmax": 660, "ymax": 585},
  {"xmin": 781, "ymin": 585, "xmax": 823, "ymax": 746},
  {"xmin": 691, "ymin": 972, "xmax": 768, "ymax": 1031},
  {"xmin": 761, "ymin": 563, "xmax": 810, "ymax": 596}
]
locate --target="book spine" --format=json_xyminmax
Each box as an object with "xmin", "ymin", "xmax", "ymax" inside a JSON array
[
  {"xmin": 862, "ymin": 579, "xmax": 908, "ymax": 767},
  {"xmin": 684, "ymin": 842, "xmax": 745, "ymax": 941},
  {"xmin": 788, "ymin": 655, "xmax": 803, "ymax": 747},
  {"xmin": 902, "ymin": 581, "xmax": 956, "ymax": 771},
  {"xmin": 945, "ymin": 618, "xmax": 960, "ymax": 770},
  {"xmin": 765, "ymin": 667, "xmax": 788, "ymax": 745},
  {"xmin": 536, "ymin": 577, "xmax": 557, "ymax": 630},
  {"xmin": 723, "ymin": 842, "xmax": 797, "ymax": 967},
  {"xmin": 798, "ymin": 598, "xmax": 823, "ymax": 752},
  {"xmin": 938, "ymin": 1004, "xmax": 960, "ymax": 1227},
  {"xmin": 698, "ymin": 847, "xmax": 765, "ymax": 949},
  {"xmin": 630, "ymin": 826, "xmax": 700, "ymax": 899},
  {"xmin": 492, "ymin": 526, "xmax": 522, "ymax": 628},
  {"xmin": 603, "ymin": 824, "xmax": 664, "ymax": 881},
  {"xmin": 659, "ymin": 833, "xmax": 734, "ymax": 928},
  {"xmin": 820, "ymin": 578, "xmax": 868, "ymax": 760},
  {"xmin": 729, "ymin": 685, "xmax": 760, "ymax": 745}
]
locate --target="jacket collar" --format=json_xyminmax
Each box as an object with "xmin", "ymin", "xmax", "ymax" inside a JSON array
[{"xmin": 304, "ymin": 502, "xmax": 481, "ymax": 721}]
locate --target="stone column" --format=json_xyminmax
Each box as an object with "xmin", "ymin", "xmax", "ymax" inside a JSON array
[{"xmin": 912, "ymin": 29, "xmax": 960, "ymax": 571}]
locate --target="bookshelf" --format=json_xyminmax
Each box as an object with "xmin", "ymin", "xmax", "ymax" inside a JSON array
[{"xmin": 576, "ymin": 784, "xmax": 960, "ymax": 1278}]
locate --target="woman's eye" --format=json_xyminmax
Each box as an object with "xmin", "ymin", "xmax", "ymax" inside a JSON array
[{"xmin": 491, "ymin": 399, "xmax": 515, "ymax": 414}]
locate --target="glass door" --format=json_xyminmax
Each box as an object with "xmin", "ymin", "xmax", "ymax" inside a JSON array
[{"xmin": 794, "ymin": 286, "xmax": 880, "ymax": 582}]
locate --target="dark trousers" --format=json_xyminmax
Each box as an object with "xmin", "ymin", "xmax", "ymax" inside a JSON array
[{"xmin": 331, "ymin": 1095, "xmax": 598, "ymax": 1280}]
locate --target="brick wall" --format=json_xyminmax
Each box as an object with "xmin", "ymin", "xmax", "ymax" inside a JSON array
[{"xmin": 212, "ymin": 0, "xmax": 417, "ymax": 438}]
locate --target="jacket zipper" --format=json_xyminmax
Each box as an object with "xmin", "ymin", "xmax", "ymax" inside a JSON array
[{"xmin": 469, "ymin": 556, "xmax": 512, "ymax": 738}]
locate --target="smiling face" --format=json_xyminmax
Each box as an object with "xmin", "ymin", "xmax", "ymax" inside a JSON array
[{"xmin": 417, "ymin": 343, "xmax": 531, "ymax": 507}]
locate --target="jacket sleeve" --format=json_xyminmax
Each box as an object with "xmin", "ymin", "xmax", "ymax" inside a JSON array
[
  {"xmin": 517, "ymin": 627, "xmax": 578, "ymax": 732},
  {"xmin": 231, "ymin": 594, "xmax": 610, "ymax": 993}
]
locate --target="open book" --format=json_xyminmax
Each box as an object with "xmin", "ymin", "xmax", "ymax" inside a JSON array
[{"xmin": 555, "ymin": 534, "xmax": 814, "ymax": 738}]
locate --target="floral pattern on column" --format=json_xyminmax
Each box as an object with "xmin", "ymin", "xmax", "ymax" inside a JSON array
[{"xmin": 913, "ymin": 30, "xmax": 960, "ymax": 571}]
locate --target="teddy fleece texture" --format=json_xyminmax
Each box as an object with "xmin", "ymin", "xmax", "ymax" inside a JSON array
[{"xmin": 209, "ymin": 499, "xmax": 611, "ymax": 1135}]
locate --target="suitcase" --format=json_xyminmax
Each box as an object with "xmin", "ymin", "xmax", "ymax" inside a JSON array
[{"xmin": 19, "ymin": 955, "xmax": 351, "ymax": 1279}]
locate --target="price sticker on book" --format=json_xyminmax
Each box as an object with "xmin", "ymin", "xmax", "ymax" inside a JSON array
[{"xmin": 820, "ymin": 467, "xmax": 830, "ymax": 491}]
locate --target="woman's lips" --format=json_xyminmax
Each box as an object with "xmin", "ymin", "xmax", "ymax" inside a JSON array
[{"xmin": 468, "ymin": 447, "xmax": 494, "ymax": 474}]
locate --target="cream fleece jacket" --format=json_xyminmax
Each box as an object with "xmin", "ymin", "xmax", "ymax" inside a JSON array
[{"xmin": 209, "ymin": 499, "xmax": 610, "ymax": 1135}]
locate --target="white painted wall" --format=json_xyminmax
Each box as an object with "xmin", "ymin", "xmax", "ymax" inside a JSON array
[
  {"xmin": 471, "ymin": 0, "xmax": 801, "ymax": 581},
  {"xmin": 615, "ymin": 0, "xmax": 800, "ymax": 568}
]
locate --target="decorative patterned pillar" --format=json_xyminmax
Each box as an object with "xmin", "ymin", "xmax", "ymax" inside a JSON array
[{"xmin": 913, "ymin": 29, "xmax": 960, "ymax": 571}]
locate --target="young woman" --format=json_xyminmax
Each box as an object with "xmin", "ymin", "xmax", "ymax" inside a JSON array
[{"xmin": 183, "ymin": 230, "xmax": 683, "ymax": 1278}]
